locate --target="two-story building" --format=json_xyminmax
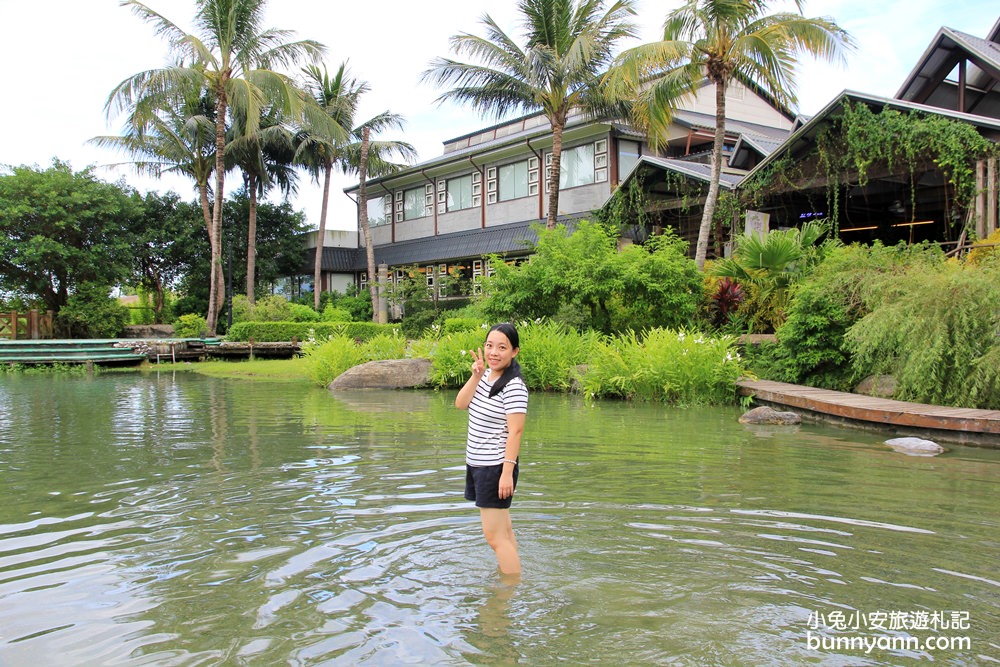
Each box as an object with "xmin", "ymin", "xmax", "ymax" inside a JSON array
[{"xmin": 302, "ymin": 78, "xmax": 795, "ymax": 305}]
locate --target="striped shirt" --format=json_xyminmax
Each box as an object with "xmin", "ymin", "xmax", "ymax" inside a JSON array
[{"xmin": 466, "ymin": 373, "xmax": 528, "ymax": 466}]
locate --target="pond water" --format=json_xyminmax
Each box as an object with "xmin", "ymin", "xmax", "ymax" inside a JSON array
[{"xmin": 0, "ymin": 372, "xmax": 997, "ymax": 666}]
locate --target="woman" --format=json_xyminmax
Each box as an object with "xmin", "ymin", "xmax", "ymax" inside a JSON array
[{"xmin": 455, "ymin": 322, "xmax": 527, "ymax": 576}]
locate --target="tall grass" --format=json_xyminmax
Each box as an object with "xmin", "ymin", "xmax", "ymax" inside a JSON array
[
  {"xmin": 517, "ymin": 320, "xmax": 599, "ymax": 391},
  {"xmin": 582, "ymin": 329, "xmax": 745, "ymax": 404}
]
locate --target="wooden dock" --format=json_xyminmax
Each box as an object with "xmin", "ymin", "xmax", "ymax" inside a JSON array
[{"xmin": 737, "ymin": 379, "xmax": 1000, "ymax": 447}]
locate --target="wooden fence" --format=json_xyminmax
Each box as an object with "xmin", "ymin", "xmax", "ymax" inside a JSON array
[{"xmin": 0, "ymin": 310, "xmax": 55, "ymax": 340}]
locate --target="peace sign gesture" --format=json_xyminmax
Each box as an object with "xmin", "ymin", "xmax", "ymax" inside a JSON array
[{"xmin": 468, "ymin": 347, "xmax": 486, "ymax": 378}]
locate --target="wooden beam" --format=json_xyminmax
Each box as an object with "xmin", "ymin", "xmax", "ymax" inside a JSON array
[{"xmin": 989, "ymin": 158, "xmax": 998, "ymax": 235}]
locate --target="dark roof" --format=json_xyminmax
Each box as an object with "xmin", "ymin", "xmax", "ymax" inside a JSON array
[
  {"xmin": 361, "ymin": 220, "xmax": 542, "ymax": 269},
  {"xmin": 302, "ymin": 246, "xmax": 363, "ymax": 274},
  {"xmin": 672, "ymin": 109, "xmax": 792, "ymax": 142},
  {"xmin": 896, "ymin": 24, "xmax": 1000, "ymax": 112}
]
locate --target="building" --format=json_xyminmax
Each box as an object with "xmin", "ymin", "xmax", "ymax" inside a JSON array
[{"xmin": 302, "ymin": 79, "xmax": 794, "ymax": 306}]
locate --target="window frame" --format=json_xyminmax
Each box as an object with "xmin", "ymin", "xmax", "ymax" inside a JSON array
[
  {"xmin": 446, "ymin": 174, "xmax": 474, "ymax": 212},
  {"xmin": 559, "ymin": 143, "xmax": 596, "ymax": 190},
  {"xmin": 498, "ymin": 160, "xmax": 530, "ymax": 201},
  {"xmin": 403, "ymin": 187, "xmax": 425, "ymax": 221}
]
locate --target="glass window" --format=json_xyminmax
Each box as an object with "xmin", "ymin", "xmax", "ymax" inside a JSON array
[
  {"xmin": 618, "ymin": 140, "xmax": 641, "ymax": 181},
  {"xmin": 447, "ymin": 175, "xmax": 474, "ymax": 211},
  {"xmin": 499, "ymin": 161, "xmax": 529, "ymax": 201},
  {"xmin": 366, "ymin": 196, "xmax": 386, "ymax": 227},
  {"xmin": 403, "ymin": 187, "xmax": 424, "ymax": 220},
  {"xmin": 559, "ymin": 144, "xmax": 595, "ymax": 189}
]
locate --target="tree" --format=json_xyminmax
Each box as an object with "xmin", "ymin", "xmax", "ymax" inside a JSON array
[
  {"xmin": 0, "ymin": 161, "xmax": 135, "ymax": 313},
  {"xmin": 107, "ymin": 0, "xmax": 327, "ymax": 334},
  {"xmin": 481, "ymin": 221, "xmax": 702, "ymax": 333},
  {"xmin": 227, "ymin": 105, "xmax": 298, "ymax": 303},
  {"xmin": 423, "ymin": 0, "xmax": 637, "ymax": 229},
  {"xmin": 92, "ymin": 92, "xmax": 223, "ymax": 309},
  {"xmin": 296, "ymin": 62, "xmax": 415, "ymax": 313},
  {"xmin": 610, "ymin": 0, "xmax": 852, "ymax": 269},
  {"xmin": 126, "ymin": 191, "xmax": 206, "ymax": 323}
]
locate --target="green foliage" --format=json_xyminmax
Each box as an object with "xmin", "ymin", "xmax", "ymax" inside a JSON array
[
  {"xmin": 288, "ymin": 303, "xmax": 320, "ymax": 322},
  {"xmin": 0, "ymin": 362, "xmax": 92, "ymax": 376},
  {"xmin": 173, "ymin": 313, "xmax": 208, "ymax": 338},
  {"xmin": 581, "ymin": 329, "xmax": 745, "ymax": 404},
  {"xmin": 321, "ymin": 304, "xmax": 353, "ymax": 322},
  {"xmin": 361, "ymin": 332, "xmax": 408, "ymax": 361},
  {"xmin": 226, "ymin": 321, "xmax": 400, "ymax": 343},
  {"xmin": 845, "ymin": 261, "xmax": 1000, "ymax": 409},
  {"xmin": 713, "ymin": 220, "xmax": 833, "ymax": 332},
  {"xmin": 301, "ymin": 336, "xmax": 365, "ymax": 386},
  {"xmin": 427, "ymin": 328, "xmax": 490, "ymax": 388},
  {"xmin": 441, "ymin": 317, "xmax": 484, "ymax": 334},
  {"xmin": 0, "ymin": 161, "xmax": 136, "ymax": 313},
  {"xmin": 56, "ymin": 284, "xmax": 129, "ymax": 339},
  {"xmin": 321, "ymin": 286, "xmax": 374, "ymax": 322},
  {"xmin": 252, "ymin": 295, "xmax": 292, "ymax": 322},
  {"xmin": 481, "ymin": 222, "xmax": 702, "ymax": 334},
  {"xmin": 518, "ymin": 320, "xmax": 599, "ymax": 391},
  {"xmin": 230, "ymin": 295, "xmax": 254, "ymax": 323}
]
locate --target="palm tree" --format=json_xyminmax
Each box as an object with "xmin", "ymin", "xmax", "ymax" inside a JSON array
[
  {"xmin": 423, "ymin": 0, "xmax": 637, "ymax": 229},
  {"xmin": 227, "ymin": 106, "xmax": 298, "ymax": 304},
  {"xmin": 296, "ymin": 63, "xmax": 416, "ymax": 313},
  {"xmin": 92, "ymin": 92, "xmax": 225, "ymax": 310},
  {"xmin": 610, "ymin": 0, "xmax": 852, "ymax": 269},
  {"xmin": 106, "ymin": 0, "xmax": 327, "ymax": 334}
]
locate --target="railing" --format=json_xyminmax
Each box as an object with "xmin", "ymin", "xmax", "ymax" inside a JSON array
[{"xmin": 0, "ymin": 310, "xmax": 55, "ymax": 340}]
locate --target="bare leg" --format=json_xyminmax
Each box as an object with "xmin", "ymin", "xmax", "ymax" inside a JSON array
[{"xmin": 479, "ymin": 508, "xmax": 521, "ymax": 575}]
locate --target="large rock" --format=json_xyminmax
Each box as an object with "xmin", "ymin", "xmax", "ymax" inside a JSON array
[
  {"xmin": 855, "ymin": 374, "xmax": 896, "ymax": 398},
  {"xmin": 328, "ymin": 358, "xmax": 433, "ymax": 391},
  {"xmin": 739, "ymin": 406, "xmax": 802, "ymax": 425},
  {"xmin": 884, "ymin": 437, "xmax": 945, "ymax": 456},
  {"xmin": 122, "ymin": 324, "xmax": 175, "ymax": 339}
]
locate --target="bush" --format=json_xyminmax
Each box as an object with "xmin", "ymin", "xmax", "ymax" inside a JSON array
[
  {"xmin": 57, "ymin": 284, "xmax": 129, "ymax": 338},
  {"xmin": 321, "ymin": 304, "xmax": 352, "ymax": 322},
  {"xmin": 427, "ymin": 327, "xmax": 491, "ymax": 388},
  {"xmin": 581, "ymin": 328, "xmax": 745, "ymax": 404},
  {"xmin": 173, "ymin": 313, "xmax": 208, "ymax": 338},
  {"xmin": 846, "ymin": 260, "xmax": 1000, "ymax": 409},
  {"xmin": 301, "ymin": 335, "xmax": 365, "ymax": 386},
  {"xmin": 289, "ymin": 303, "xmax": 320, "ymax": 322},
  {"xmin": 441, "ymin": 317, "xmax": 484, "ymax": 335},
  {"xmin": 518, "ymin": 320, "xmax": 598, "ymax": 391},
  {"xmin": 253, "ymin": 295, "xmax": 292, "ymax": 322},
  {"xmin": 225, "ymin": 321, "xmax": 400, "ymax": 343},
  {"xmin": 230, "ymin": 295, "xmax": 254, "ymax": 323}
]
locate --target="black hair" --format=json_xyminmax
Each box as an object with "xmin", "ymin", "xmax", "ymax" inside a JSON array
[{"xmin": 486, "ymin": 322, "xmax": 523, "ymax": 398}]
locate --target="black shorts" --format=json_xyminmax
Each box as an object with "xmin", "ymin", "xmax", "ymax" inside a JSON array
[{"xmin": 465, "ymin": 463, "xmax": 518, "ymax": 509}]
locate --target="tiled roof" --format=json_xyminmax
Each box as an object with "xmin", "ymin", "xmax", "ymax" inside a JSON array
[
  {"xmin": 302, "ymin": 246, "xmax": 363, "ymax": 274},
  {"xmin": 672, "ymin": 110, "xmax": 792, "ymax": 142},
  {"xmin": 362, "ymin": 220, "xmax": 541, "ymax": 269}
]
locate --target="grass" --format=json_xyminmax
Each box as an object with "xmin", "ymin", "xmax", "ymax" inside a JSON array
[{"xmin": 143, "ymin": 357, "xmax": 311, "ymax": 382}]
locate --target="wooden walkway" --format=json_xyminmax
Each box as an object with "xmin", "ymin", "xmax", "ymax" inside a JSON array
[{"xmin": 737, "ymin": 379, "xmax": 1000, "ymax": 447}]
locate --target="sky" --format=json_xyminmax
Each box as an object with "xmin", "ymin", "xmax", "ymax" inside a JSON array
[{"xmin": 0, "ymin": 0, "xmax": 997, "ymax": 232}]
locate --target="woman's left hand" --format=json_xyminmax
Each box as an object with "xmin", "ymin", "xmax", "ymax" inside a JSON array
[{"xmin": 498, "ymin": 471, "xmax": 514, "ymax": 499}]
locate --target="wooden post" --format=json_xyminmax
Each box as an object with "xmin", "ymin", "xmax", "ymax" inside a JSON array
[
  {"xmin": 988, "ymin": 157, "xmax": 998, "ymax": 236},
  {"xmin": 975, "ymin": 160, "xmax": 986, "ymax": 239},
  {"xmin": 9, "ymin": 312, "xmax": 17, "ymax": 340},
  {"xmin": 28, "ymin": 310, "xmax": 39, "ymax": 339}
]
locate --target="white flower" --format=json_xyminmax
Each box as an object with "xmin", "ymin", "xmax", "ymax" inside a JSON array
[
  {"xmin": 460, "ymin": 350, "xmax": 467, "ymax": 355},
  {"xmin": 677, "ymin": 332, "xmax": 686, "ymax": 341}
]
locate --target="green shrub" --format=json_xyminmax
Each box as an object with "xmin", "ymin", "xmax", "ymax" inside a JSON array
[
  {"xmin": 253, "ymin": 295, "xmax": 292, "ymax": 322},
  {"xmin": 401, "ymin": 308, "xmax": 437, "ymax": 339},
  {"xmin": 301, "ymin": 335, "xmax": 365, "ymax": 386},
  {"xmin": 58, "ymin": 284, "xmax": 129, "ymax": 338},
  {"xmin": 226, "ymin": 321, "xmax": 400, "ymax": 343},
  {"xmin": 321, "ymin": 304, "xmax": 352, "ymax": 322},
  {"xmin": 582, "ymin": 328, "xmax": 744, "ymax": 404},
  {"xmin": 361, "ymin": 331, "xmax": 408, "ymax": 361},
  {"xmin": 441, "ymin": 317, "xmax": 484, "ymax": 334},
  {"xmin": 518, "ymin": 320, "xmax": 598, "ymax": 391},
  {"xmin": 173, "ymin": 313, "xmax": 208, "ymax": 338},
  {"xmin": 289, "ymin": 303, "xmax": 320, "ymax": 322},
  {"xmin": 230, "ymin": 295, "xmax": 254, "ymax": 323},
  {"xmin": 846, "ymin": 260, "xmax": 1000, "ymax": 409},
  {"xmin": 427, "ymin": 328, "xmax": 491, "ymax": 388}
]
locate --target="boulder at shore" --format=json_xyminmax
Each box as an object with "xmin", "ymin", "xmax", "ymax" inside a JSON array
[
  {"xmin": 854, "ymin": 374, "xmax": 896, "ymax": 398},
  {"xmin": 739, "ymin": 406, "xmax": 802, "ymax": 425},
  {"xmin": 328, "ymin": 358, "xmax": 433, "ymax": 391},
  {"xmin": 884, "ymin": 437, "xmax": 945, "ymax": 456}
]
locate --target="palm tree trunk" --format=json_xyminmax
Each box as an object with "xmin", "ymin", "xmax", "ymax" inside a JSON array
[
  {"xmin": 695, "ymin": 81, "xmax": 728, "ymax": 270},
  {"xmin": 358, "ymin": 126, "xmax": 379, "ymax": 322},
  {"xmin": 314, "ymin": 161, "xmax": 332, "ymax": 311},
  {"xmin": 246, "ymin": 172, "xmax": 258, "ymax": 304},
  {"xmin": 208, "ymin": 96, "xmax": 228, "ymax": 335},
  {"xmin": 199, "ymin": 181, "xmax": 225, "ymax": 330},
  {"xmin": 546, "ymin": 116, "xmax": 567, "ymax": 229}
]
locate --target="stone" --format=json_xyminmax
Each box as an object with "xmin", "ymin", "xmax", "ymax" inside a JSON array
[
  {"xmin": 122, "ymin": 324, "xmax": 175, "ymax": 339},
  {"xmin": 854, "ymin": 374, "xmax": 897, "ymax": 398},
  {"xmin": 328, "ymin": 358, "xmax": 433, "ymax": 391},
  {"xmin": 884, "ymin": 437, "xmax": 945, "ymax": 456},
  {"xmin": 739, "ymin": 406, "xmax": 802, "ymax": 425}
]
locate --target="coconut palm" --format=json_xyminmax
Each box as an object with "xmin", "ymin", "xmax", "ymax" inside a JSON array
[
  {"xmin": 92, "ymin": 92, "xmax": 225, "ymax": 309},
  {"xmin": 296, "ymin": 63, "xmax": 416, "ymax": 313},
  {"xmin": 610, "ymin": 0, "xmax": 852, "ymax": 269},
  {"xmin": 106, "ymin": 0, "xmax": 327, "ymax": 334},
  {"xmin": 423, "ymin": 0, "xmax": 638, "ymax": 229},
  {"xmin": 227, "ymin": 105, "xmax": 298, "ymax": 303}
]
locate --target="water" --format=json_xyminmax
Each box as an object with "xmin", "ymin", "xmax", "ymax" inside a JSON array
[{"xmin": 0, "ymin": 372, "xmax": 997, "ymax": 666}]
